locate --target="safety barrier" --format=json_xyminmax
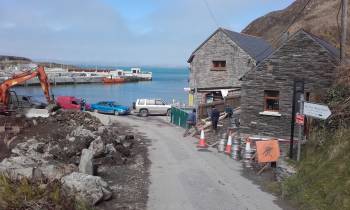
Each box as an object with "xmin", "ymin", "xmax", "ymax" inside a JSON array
[{"xmin": 170, "ymin": 107, "xmax": 189, "ymax": 128}]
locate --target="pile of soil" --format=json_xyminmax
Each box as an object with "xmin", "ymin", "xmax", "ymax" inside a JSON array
[{"xmin": 0, "ymin": 110, "xmax": 150, "ymax": 209}]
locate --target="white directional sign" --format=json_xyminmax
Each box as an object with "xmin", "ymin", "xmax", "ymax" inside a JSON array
[{"xmin": 303, "ymin": 102, "xmax": 331, "ymax": 120}]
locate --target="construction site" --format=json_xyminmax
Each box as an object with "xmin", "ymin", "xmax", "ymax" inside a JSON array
[{"xmin": 1, "ymin": 0, "xmax": 350, "ymax": 209}]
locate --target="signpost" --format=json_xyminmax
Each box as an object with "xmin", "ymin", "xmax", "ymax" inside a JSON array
[
  {"xmin": 295, "ymin": 101, "xmax": 332, "ymax": 161},
  {"xmin": 297, "ymin": 94, "xmax": 304, "ymax": 162},
  {"xmin": 303, "ymin": 102, "xmax": 331, "ymax": 120}
]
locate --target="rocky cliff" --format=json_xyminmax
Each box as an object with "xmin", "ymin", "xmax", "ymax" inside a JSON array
[{"xmin": 243, "ymin": 0, "xmax": 348, "ymax": 53}]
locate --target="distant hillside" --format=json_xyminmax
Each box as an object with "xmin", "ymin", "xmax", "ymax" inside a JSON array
[
  {"xmin": 242, "ymin": 0, "xmax": 348, "ymax": 55},
  {"xmin": 0, "ymin": 55, "xmax": 32, "ymax": 64},
  {"xmin": 36, "ymin": 62, "xmax": 78, "ymax": 69}
]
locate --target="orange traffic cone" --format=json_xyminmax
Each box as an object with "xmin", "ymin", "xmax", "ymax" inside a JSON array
[
  {"xmin": 225, "ymin": 135, "xmax": 232, "ymax": 154},
  {"xmin": 197, "ymin": 129, "xmax": 208, "ymax": 148}
]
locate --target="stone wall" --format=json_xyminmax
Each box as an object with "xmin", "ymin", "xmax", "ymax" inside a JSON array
[
  {"xmin": 240, "ymin": 31, "xmax": 338, "ymax": 138},
  {"xmin": 189, "ymin": 30, "xmax": 255, "ymax": 103}
]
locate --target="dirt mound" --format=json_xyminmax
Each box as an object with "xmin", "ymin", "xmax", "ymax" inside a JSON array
[{"xmin": 0, "ymin": 110, "xmax": 150, "ymax": 209}]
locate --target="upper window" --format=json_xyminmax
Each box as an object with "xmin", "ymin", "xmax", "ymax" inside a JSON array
[
  {"xmin": 264, "ymin": 90, "xmax": 279, "ymax": 112},
  {"xmin": 146, "ymin": 99, "xmax": 155, "ymax": 105},
  {"xmin": 211, "ymin": 60, "xmax": 226, "ymax": 71},
  {"xmin": 155, "ymin": 100, "xmax": 164, "ymax": 105},
  {"xmin": 139, "ymin": 99, "xmax": 145, "ymax": 105}
]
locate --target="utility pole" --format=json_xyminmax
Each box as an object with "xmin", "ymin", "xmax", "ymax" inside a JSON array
[{"xmin": 341, "ymin": 0, "xmax": 348, "ymax": 63}]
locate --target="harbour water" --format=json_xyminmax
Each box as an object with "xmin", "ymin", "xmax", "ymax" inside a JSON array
[{"xmin": 14, "ymin": 67, "xmax": 189, "ymax": 106}]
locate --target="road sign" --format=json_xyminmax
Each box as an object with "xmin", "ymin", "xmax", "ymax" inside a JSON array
[
  {"xmin": 296, "ymin": 114, "xmax": 304, "ymax": 125},
  {"xmin": 303, "ymin": 102, "xmax": 331, "ymax": 120}
]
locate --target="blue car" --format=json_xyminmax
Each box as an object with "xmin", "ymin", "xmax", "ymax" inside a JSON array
[{"xmin": 91, "ymin": 101, "xmax": 130, "ymax": 115}]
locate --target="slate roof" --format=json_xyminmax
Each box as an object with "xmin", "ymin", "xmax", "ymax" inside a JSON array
[
  {"xmin": 187, "ymin": 28, "xmax": 273, "ymax": 63},
  {"xmin": 221, "ymin": 28, "xmax": 274, "ymax": 63},
  {"xmin": 306, "ymin": 31, "xmax": 340, "ymax": 60}
]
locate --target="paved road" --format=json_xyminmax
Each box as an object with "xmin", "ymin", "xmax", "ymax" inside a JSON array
[{"xmin": 95, "ymin": 114, "xmax": 286, "ymax": 210}]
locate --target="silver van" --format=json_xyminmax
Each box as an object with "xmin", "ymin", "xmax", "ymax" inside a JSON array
[{"xmin": 133, "ymin": 99, "xmax": 171, "ymax": 117}]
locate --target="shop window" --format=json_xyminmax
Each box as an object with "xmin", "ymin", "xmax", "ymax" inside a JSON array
[
  {"xmin": 211, "ymin": 60, "xmax": 226, "ymax": 71},
  {"xmin": 264, "ymin": 90, "xmax": 279, "ymax": 112}
]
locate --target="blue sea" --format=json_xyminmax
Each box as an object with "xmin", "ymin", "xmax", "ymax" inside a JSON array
[{"xmin": 14, "ymin": 67, "xmax": 189, "ymax": 106}]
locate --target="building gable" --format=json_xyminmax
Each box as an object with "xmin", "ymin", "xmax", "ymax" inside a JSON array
[
  {"xmin": 187, "ymin": 28, "xmax": 272, "ymax": 63},
  {"xmin": 242, "ymin": 29, "xmax": 339, "ymax": 81},
  {"xmin": 240, "ymin": 29, "xmax": 339, "ymax": 138}
]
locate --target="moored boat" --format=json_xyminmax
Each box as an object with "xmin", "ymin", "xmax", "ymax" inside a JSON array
[{"xmin": 103, "ymin": 77, "xmax": 125, "ymax": 83}]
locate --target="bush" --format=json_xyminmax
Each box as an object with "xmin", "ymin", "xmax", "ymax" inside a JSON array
[{"xmin": 0, "ymin": 174, "xmax": 93, "ymax": 210}]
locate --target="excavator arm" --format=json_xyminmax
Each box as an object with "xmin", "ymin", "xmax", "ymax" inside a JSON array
[{"xmin": 0, "ymin": 66, "xmax": 52, "ymax": 108}]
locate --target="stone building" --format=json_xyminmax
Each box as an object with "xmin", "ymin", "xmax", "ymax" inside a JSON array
[
  {"xmin": 240, "ymin": 29, "xmax": 339, "ymax": 138},
  {"xmin": 187, "ymin": 27, "xmax": 272, "ymax": 106}
]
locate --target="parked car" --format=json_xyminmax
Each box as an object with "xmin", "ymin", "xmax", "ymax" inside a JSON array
[
  {"xmin": 91, "ymin": 101, "xmax": 130, "ymax": 115},
  {"xmin": 56, "ymin": 96, "xmax": 91, "ymax": 110},
  {"xmin": 133, "ymin": 99, "xmax": 171, "ymax": 117}
]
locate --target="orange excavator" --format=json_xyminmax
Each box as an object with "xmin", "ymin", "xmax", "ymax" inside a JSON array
[{"xmin": 0, "ymin": 66, "xmax": 53, "ymax": 114}]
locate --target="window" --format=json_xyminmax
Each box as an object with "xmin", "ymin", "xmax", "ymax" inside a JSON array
[
  {"xmin": 155, "ymin": 100, "xmax": 164, "ymax": 105},
  {"xmin": 139, "ymin": 99, "xmax": 145, "ymax": 105},
  {"xmin": 264, "ymin": 90, "xmax": 279, "ymax": 112},
  {"xmin": 211, "ymin": 60, "xmax": 226, "ymax": 71},
  {"xmin": 146, "ymin": 99, "xmax": 155, "ymax": 105}
]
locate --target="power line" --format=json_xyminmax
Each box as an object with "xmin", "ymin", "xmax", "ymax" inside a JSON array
[
  {"xmin": 254, "ymin": 0, "xmax": 312, "ymax": 60},
  {"xmin": 202, "ymin": 0, "xmax": 219, "ymax": 28}
]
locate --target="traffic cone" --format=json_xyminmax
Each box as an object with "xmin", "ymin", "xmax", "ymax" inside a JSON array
[
  {"xmin": 197, "ymin": 129, "xmax": 208, "ymax": 148},
  {"xmin": 225, "ymin": 135, "xmax": 232, "ymax": 154}
]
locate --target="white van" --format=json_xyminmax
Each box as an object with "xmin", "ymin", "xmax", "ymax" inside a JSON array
[{"xmin": 133, "ymin": 99, "xmax": 171, "ymax": 117}]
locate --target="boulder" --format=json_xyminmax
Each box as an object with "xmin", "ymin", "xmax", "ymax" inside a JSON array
[
  {"xmin": 62, "ymin": 172, "xmax": 112, "ymax": 205},
  {"xmin": 88, "ymin": 136, "xmax": 105, "ymax": 157},
  {"xmin": 71, "ymin": 126, "xmax": 96, "ymax": 139},
  {"xmin": 79, "ymin": 149, "xmax": 94, "ymax": 175},
  {"xmin": 0, "ymin": 156, "xmax": 43, "ymax": 179},
  {"xmin": 97, "ymin": 126, "xmax": 106, "ymax": 134},
  {"xmin": 40, "ymin": 164, "xmax": 77, "ymax": 180},
  {"xmin": 24, "ymin": 108, "xmax": 49, "ymax": 118},
  {"xmin": 105, "ymin": 144, "xmax": 116, "ymax": 154}
]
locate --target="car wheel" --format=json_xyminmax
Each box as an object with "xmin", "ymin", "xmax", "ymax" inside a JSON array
[
  {"xmin": 166, "ymin": 109, "xmax": 171, "ymax": 116},
  {"xmin": 140, "ymin": 109, "xmax": 148, "ymax": 117},
  {"xmin": 114, "ymin": 111, "xmax": 120, "ymax": 116}
]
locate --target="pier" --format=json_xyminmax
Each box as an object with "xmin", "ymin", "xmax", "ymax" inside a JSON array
[{"xmin": 0, "ymin": 67, "xmax": 152, "ymax": 85}]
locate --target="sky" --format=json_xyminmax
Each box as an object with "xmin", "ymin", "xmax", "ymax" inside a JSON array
[{"xmin": 0, "ymin": 0, "xmax": 294, "ymax": 67}]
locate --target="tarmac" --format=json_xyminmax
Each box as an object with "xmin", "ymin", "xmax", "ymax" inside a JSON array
[{"xmin": 94, "ymin": 113, "xmax": 292, "ymax": 210}]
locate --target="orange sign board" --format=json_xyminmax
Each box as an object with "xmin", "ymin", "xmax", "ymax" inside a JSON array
[{"xmin": 256, "ymin": 140, "xmax": 280, "ymax": 163}]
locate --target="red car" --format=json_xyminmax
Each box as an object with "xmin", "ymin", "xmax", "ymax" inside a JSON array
[{"xmin": 56, "ymin": 96, "xmax": 91, "ymax": 110}]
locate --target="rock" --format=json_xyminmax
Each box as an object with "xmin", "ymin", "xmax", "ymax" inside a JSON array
[
  {"xmin": 71, "ymin": 126, "xmax": 96, "ymax": 139},
  {"xmin": 24, "ymin": 108, "xmax": 49, "ymax": 118},
  {"xmin": 79, "ymin": 149, "xmax": 94, "ymax": 175},
  {"xmin": 40, "ymin": 164, "xmax": 77, "ymax": 180},
  {"xmin": 122, "ymin": 141, "xmax": 132, "ymax": 149},
  {"xmin": 0, "ymin": 156, "xmax": 43, "ymax": 179},
  {"xmin": 68, "ymin": 137, "xmax": 76, "ymax": 142},
  {"xmin": 88, "ymin": 136, "xmax": 105, "ymax": 157},
  {"xmin": 11, "ymin": 139, "xmax": 47, "ymax": 163},
  {"xmin": 105, "ymin": 144, "xmax": 116, "ymax": 154},
  {"xmin": 62, "ymin": 172, "xmax": 112, "ymax": 205},
  {"xmin": 275, "ymin": 159, "xmax": 297, "ymax": 182},
  {"xmin": 97, "ymin": 126, "xmax": 106, "ymax": 134}
]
